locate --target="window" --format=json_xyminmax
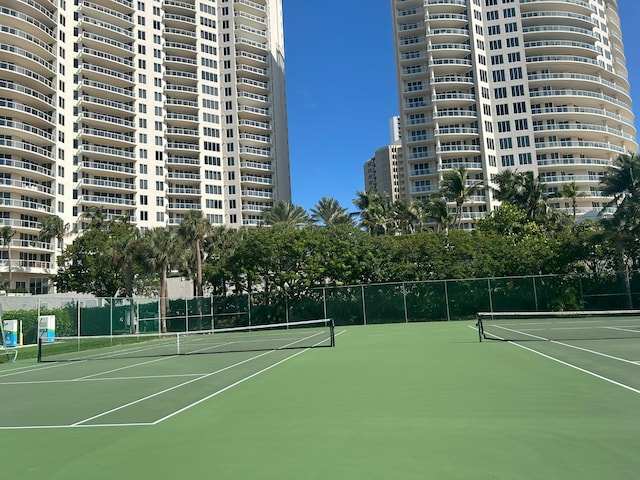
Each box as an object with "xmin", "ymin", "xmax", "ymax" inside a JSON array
[
  {"xmin": 513, "ymin": 101, "xmax": 527, "ymax": 114},
  {"xmin": 501, "ymin": 154, "xmax": 515, "ymax": 166},
  {"xmin": 496, "ymin": 104, "xmax": 509, "ymax": 116},
  {"xmin": 494, "ymin": 87, "xmax": 507, "ymax": 99},
  {"xmin": 519, "ymin": 153, "xmax": 532, "ymax": 164},
  {"xmin": 497, "ymin": 121, "xmax": 511, "ymax": 132},
  {"xmin": 506, "ymin": 37, "xmax": 519, "ymax": 48},
  {"xmin": 511, "ymin": 84, "xmax": 525, "ymax": 96},
  {"xmin": 499, "ymin": 137, "xmax": 513, "ymax": 149},
  {"xmin": 509, "ymin": 67, "xmax": 523, "ymax": 80},
  {"xmin": 492, "ymin": 70, "xmax": 506, "ymax": 82},
  {"xmin": 486, "ymin": 10, "xmax": 499, "ymax": 20}
]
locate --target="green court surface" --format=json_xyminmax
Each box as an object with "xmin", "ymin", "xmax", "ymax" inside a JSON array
[{"xmin": 1, "ymin": 321, "xmax": 638, "ymax": 479}]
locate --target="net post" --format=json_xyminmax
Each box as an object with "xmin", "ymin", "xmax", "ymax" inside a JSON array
[
  {"xmin": 37, "ymin": 333, "xmax": 42, "ymax": 363},
  {"xmin": 329, "ymin": 318, "xmax": 335, "ymax": 347},
  {"xmin": 476, "ymin": 314, "xmax": 483, "ymax": 343}
]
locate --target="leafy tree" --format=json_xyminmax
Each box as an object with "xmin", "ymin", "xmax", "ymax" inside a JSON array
[
  {"xmin": 263, "ymin": 201, "xmax": 308, "ymax": 229},
  {"xmin": 141, "ymin": 227, "xmax": 185, "ymax": 332},
  {"xmin": 55, "ymin": 228, "xmax": 122, "ymax": 296},
  {"xmin": 310, "ymin": 197, "xmax": 354, "ymax": 226},
  {"xmin": 0, "ymin": 226, "xmax": 15, "ymax": 290},
  {"xmin": 439, "ymin": 166, "xmax": 483, "ymax": 228},
  {"xmin": 477, "ymin": 204, "xmax": 538, "ymax": 238}
]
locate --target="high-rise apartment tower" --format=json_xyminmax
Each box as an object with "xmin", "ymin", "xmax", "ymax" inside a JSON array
[
  {"xmin": 392, "ymin": 0, "xmax": 636, "ymax": 229},
  {"xmin": 0, "ymin": 0, "xmax": 290, "ymax": 293}
]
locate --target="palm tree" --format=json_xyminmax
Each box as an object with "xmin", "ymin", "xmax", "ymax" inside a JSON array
[
  {"xmin": 494, "ymin": 170, "xmax": 553, "ymax": 220},
  {"xmin": 521, "ymin": 171, "xmax": 550, "ymax": 219},
  {"xmin": 0, "ymin": 226, "xmax": 15, "ymax": 290},
  {"xmin": 425, "ymin": 196, "xmax": 453, "ymax": 233},
  {"xmin": 141, "ymin": 227, "xmax": 185, "ymax": 332},
  {"xmin": 599, "ymin": 153, "xmax": 640, "ymax": 308},
  {"xmin": 204, "ymin": 226, "xmax": 240, "ymax": 295},
  {"xmin": 105, "ymin": 220, "xmax": 142, "ymax": 332},
  {"xmin": 393, "ymin": 199, "xmax": 416, "ymax": 234},
  {"xmin": 263, "ymin": 201, "xmax": 308, "ymax": 229},
  {"xmin": 179, "ymin": 210, "xmax": 211, "ymax": 298},
  {"xmin": 600, "ymin": 153, "xmax": 640, "ymax": 212},
  {"xmin": 310, "ymin": 197, "xmax": 354, "ymax": 226},
  {"xmin": 409, "ymin": 199, "xmax": 430, "ymax": 233},
  {"xmin": 80, "ymin": 206, "xmax": 107, "ymax": 230},
  {"xmin": 439, "ymin": 166, "xmax": 484, "ymax": 228},
  {"xmin": 353, "ymin": 190, "xmax": 394, "ymax": 235},
  {"xmin": 39, "ymin": 215, "xmax": 69, "ymax": 251},
  {"xmin": 559, "ymin": 180, "xmax": 586, "ymax": 220}
]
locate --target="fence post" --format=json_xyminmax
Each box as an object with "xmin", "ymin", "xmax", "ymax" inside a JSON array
[
  {"xmin": 185, "ymin": 298, "xmax": 189, "ymax": 332},
  {"xmin": 322, "ymin": 287, "xmax": 327, "ymax": 320},
  {"xmin": 402, "ymin": 282, "xmax": 408, "ymax": 323},
  {"xmin": 578, "ymin": 276, "xmax": 584, "ymax": 308},
  {"xmin": 532, "ymin": 276, "xmax": 539, "ymax": 311},
  {"xmin": 361, "ymin": 285, "xmax": 367, "ymax": 325},
  {"xmin": 248, "ymin": 292, "xmax": 252, "ymax": 327},
  {"xmin": 487, "ymin": 278, "xmax": 494, "ymax": 314},
  {"xmin": 210, "ymin": 295, "xmax": 214, "ymax": 331},
  {"xmin": 77, "ymin": 299, "xmax": 82, "ymax": 338},
  {"xmin": 444, "ymin": 280, "xmax": 450, "ymax": 321}
]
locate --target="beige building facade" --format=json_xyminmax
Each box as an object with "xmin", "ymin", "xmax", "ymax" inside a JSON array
[
  {"xmin": 391, "ymin": 0, "xmax": 637, "ymax": 229},
  {"xmin": 0, "ymin": 0, "xmax": 290, "ymax": 293}
]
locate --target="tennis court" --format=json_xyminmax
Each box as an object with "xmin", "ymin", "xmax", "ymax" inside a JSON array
[{"xmin": 1, "ymin": 319, "xmax": 638, "ymax": 479}]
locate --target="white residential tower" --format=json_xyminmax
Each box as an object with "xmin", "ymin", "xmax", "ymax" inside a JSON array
[
  {"xmin": 0, "ymin": 0, "xmax": 290, "ymax": 293},
  {"xmin": 392, "ymin": 0, "xmax": 636, "ymax": 228}
]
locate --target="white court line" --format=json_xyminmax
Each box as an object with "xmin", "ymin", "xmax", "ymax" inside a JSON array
[
  {"xmin": 152, "ymin": 331, "xmax": 344, "ymax": 425},
  {"xmin": 71, "ymin": 349, "xmax": 275, "ymax": 426},
  {"xmin": 470, "ymin": 325, "xmax": 639, "ymax": 394},
  {"xmin": 510, "ymin": 341, "xmax": 640, "ymax": 395},
  {"xmin": 548, "ymin": 339, "xmax": 640, "ymax": 365},
  {"xmin": 152, "ymin": 348, "xmax": 310, "ymax": 424},
  {"xmin": 72, "ymin": 329, "xmax": 331, "ymax": 426},
  {"xmin": 0, "ymin": 373, "xmax": 206, "ymax": 386},
  {"xmin": 74, "ymin": 355, "xmax": 177, "ymax": 380},
  {"xmin": 0, "ymin": 329, "xmax": 346, "ymax": 430},
  {"xmin": 0, "ymin": 360, "xmax": 85, "ymax": 378}
]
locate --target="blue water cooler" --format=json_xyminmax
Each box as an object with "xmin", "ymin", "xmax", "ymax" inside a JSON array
[
  {"xmin": 38, "ymin": 315, "xmax": 56, "ymax": 343},
  {"xmin": 2, "ymin": 319, "xmax": 18, "ymax": 347}
]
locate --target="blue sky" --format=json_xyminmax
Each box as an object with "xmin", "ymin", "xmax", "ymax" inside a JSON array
[{"xmin": 283, "ymin": 0, "xmax": 640, "ymax": 213}]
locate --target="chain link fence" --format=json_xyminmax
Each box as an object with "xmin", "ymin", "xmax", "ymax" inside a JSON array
[{"xmin": 2, "ymin": 271, "xmax": 639, "ymax": 344}]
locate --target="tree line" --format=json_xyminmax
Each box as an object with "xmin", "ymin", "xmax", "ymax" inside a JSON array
[{"xmin": 3, "ymin": 154, "xmax": 640, "ymax": 318}]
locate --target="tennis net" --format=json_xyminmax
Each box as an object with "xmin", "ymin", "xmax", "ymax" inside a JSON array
[
  {"xmin": 37, "ymin": 318, "xmax": 335, "ymax": 362},
  {"xmin": 476, "ymin": 310, "xmax": 640, "ymax": 342}
]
